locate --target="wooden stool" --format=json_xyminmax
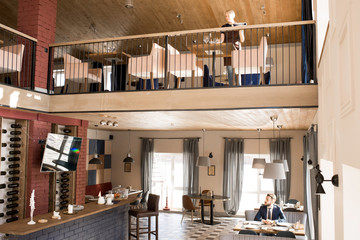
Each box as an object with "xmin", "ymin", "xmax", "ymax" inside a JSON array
[{"xmin": 128, "ymin": 194, "xmax": 159, "ymax": 239}]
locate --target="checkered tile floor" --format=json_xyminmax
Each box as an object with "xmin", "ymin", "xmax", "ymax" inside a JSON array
[{"xmin": 129, "ymin": 211, "xmax": 242, "ymax": 239}]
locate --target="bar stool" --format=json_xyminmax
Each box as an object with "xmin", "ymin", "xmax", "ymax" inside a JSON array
[{"xmin": 128, "ymin": 193, "xmax": 160, "ymax": 239}]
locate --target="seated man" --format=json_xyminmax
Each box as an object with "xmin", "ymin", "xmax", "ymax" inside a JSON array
[{"xmin": 254, "ymin": 193, "xmax": 286, "ymax": 224}]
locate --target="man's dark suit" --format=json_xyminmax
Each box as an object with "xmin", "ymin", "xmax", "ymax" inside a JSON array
[{"xmin": 254, "ymin": 204, "xmax": 286, "ymax": 222}]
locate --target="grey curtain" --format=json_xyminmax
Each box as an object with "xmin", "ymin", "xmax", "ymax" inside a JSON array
[
  {"xmin": 270, "ymin": 138, "xmax": 291, "ymax": 204},
  {"xmin": 303, "ymin": 125, "xmax": 318, "ymax": 240},
  {"xmin": 141, "ymin": 138, "xmax": 154, "ymax": 196},
  {"xmin": 223, "ymin": 138, "xmax": 244, "ymax": 215},
  {"xmin": 183, "ymin": 138, "xmax": 199, "ymax": 195}
]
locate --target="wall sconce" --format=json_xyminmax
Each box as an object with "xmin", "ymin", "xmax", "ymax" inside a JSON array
[
  {"xmin": 315, "ymin": 165, "xmax": 339, "ymax": 194},
  {"xmin": 100, "ymin": 120, "xmax": 106, "ymax": 126},
  {"xmin": 113, "ymin": 122, "xmax": 119, "ymax": 127},
  {"xmin": 107, "ymin": 121, "xmax": 113, "ymax": 126}
]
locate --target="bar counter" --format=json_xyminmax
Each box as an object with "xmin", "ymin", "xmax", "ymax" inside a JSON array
[{"xmin": 0, "ymin": 194, "xmax": 139, "ymax": 239}]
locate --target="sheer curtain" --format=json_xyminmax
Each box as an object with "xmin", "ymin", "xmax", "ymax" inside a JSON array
[
  {"xmin": 223, "ymin": 138, "xmax": 244, "ymax": 215},
  {"xmin": 141, "ymin": 138, "xmax": 154, "ymax": 197},
  {"xmin": 183, "ymin": 138, "xmax": 199, "ymax": 195},
  {"xmin": 270, "ymin": 138, "xmax": 291, "ymax": 203},
  {"xmin": 303, "ymin": 125, "xmax": 318, "ymax": 240}
]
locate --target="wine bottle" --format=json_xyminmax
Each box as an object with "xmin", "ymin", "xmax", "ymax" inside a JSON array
[
  {"xmin": 0, "ymin": 184, "xmax": 6, "ymax": 189},
  {"xmin": 6, "ymin": 216, "xmax": 18, "ymax": 222},
  {"xmin": 61, "ymin": 172, "xmax": 69, "ymax": 177},
  {"xmin": 61, "ymin": 189, "xmax": 69, "ymax": 193},
  {"xmin": 9, "ymin": 150, "xmax": 21, "ymax": 155},
  {"xmin": 56, "ymin": 179, "xmax": 60, "ymax": 183},
  {"xmin": 0, "ymin": 171, "xmax": 6, "ymax": 175},
  {"xmin": 7, "ymin": 197, "xmax": 19, "ymax": 202},
  {"xmin": 6, "ymin": 210, "xmax": 19, "ymax": 216},
  {"xmin": 7, "ymin": 183, "xmax": 19, "ymax": 188},
  {"xmin": 10, "ymin": 123, "xmax": 22, "ymax": 128},
  {"xmin": 10, "ymin": 131, "xmax": 21, "ymax": 135},
  {"xmin": 61, "ymin": 183, "xmax": 69, "ymax": 188},
  {"xmin": 1, "ymin": 143, "xmax": 7, "ymax": 147},
  {"xmin": 10, "ymin": 137, "xmax": 21, "ymax": 142},
  {"xmin": 9, "ymin": 143, "xmax": 21, "ymax": 148},
  {"xmin": 2, "ymin": 129, "xmax": 7, "ymax": 134},
  {"xmin": 61, "ymin": 178, "xmax": 69, "ymax": 182},
  {"xmin": 1, "ymin": 157, "xmax": 5, "ymax": 161},
  {"xmin": 7, "ymin": 190, "xmax": 19, "ymax": 196},
  {"xmin": 8, "ymin": 157, "xmax": 20, "ymax": 162},
  {"xmin": 60, "ymin": 195, "xmax": 69, "ymax": 199},
  {"xmin": 9, "ymin": 177, "xmax": 20, "ymax": 181},
  {"xmin": 60, "ymin": 200, "xmax": 69, "ymax": 205},
  {"xmin": 0, "ymin": 199, "xmax": 4, "ymax": 204},
  {"xmin": 9, "ymin": 164, "xmax": 20, "ymax": 169},
  {"xmin": 0, "ymin": 213, "xmax": 4, "ymax": 217},
  {"xmin": 6, "ymin": 203, "xmax": 18, "ymax": 208},
  {"xmin": 9, "ymin": 170, "xmax": 20, "ymax": 175}
]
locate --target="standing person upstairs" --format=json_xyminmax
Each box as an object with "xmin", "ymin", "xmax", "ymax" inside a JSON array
[{"xmin": 220, "ymin": 10, "xmax": 245, "ymax": 86}]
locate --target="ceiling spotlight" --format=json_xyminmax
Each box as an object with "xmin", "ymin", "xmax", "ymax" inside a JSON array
[
  {"xmin": 125, "ymin": 0, "xmax": 133, "ymax": 8},
  {"xmin": 100, "ymin": 120, "xmax": 106, "ymax": 126},
  {"xmin": 107, "ymin": 121, "xmax": 113, "ymax": 126},
  {"xmin": 113, "ymin": 122, "xmax": 119, "ymax": 127}
]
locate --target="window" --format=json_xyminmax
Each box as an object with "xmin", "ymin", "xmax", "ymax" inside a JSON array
[
  {"xmin": 238, "ymin": 154, "xmax": 274, "ymax": 214},
  {"xmin": 151, "ymin": 153, "xmax": 183, "ymax": 210},
  {"xmin": 53, "ymin": 69, "xmax": 65, "ymax": 87}
]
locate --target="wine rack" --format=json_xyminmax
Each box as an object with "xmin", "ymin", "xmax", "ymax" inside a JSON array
[
  {"xmin": 48, "ymin": 124, "xmax": 77, "ymax": 212},
  {"xmin": 0, "ymin": 117, "xmax": 28, "ymax": 224}
]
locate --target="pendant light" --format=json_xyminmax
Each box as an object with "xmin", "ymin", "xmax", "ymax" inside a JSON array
[
  {"xmin": 263, "ymin": 115, "xmax": 285, "ymax": 179},
  {"xmin": 197, "ymin": 129, "xmax": 210, "ymax": 167},
  {"xmin": 273, "ymin": 125, "xmax": 289, "ymax": 172},
  {"xmin": 123, "ymin": 130, "xmax": 134, "ymax": 163},
  {"xmin": 89, "ymin": 130, "xmax": 102, "ymax": 164},
  {"xmin": 252, "ymin": 128, "xmax": 266, "ymax": 169}
]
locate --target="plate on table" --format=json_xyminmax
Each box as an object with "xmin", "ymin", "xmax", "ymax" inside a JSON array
[
  {"xmin": 277, "ymin": 222, "xmax": 293, "ymax": 227},
  {"xmin": 272, "ymin": 226, "xmax": 289, "ymax": 231},
  {"xmin": 245, "ymin": 225, "xmax": 260, "ymax": 229},
  {"xmin": 88, "ymin": 198, "xmax": 98, "ymax": 202},
  {"xmin": 244, "ymin": 221, "xmax": 262, "ymax": 225}
]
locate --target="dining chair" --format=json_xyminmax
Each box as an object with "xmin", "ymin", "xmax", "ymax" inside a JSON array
[
  {"xmin": 167, "ymin": 45, "xmax": 203, "ymax": 88},
  {"xmin": 181, "ymin": 195, "xmax": 200, "ymax": 224},
  {"xmin": 238, "ymin": 229, "xmax": 257, "ymax": 235},
  {"xmin": 283, "ymin": 208, "xmax": 298, "ymax": 212},
  {"xmin": 63, "ymin": 54, "xmax": 102, "ymax": 93},
  {"xmin": 130, "ymin": 192, "xmax": 143, "ymax": 209},
  {"xmin": 286, "ymin": 199, "xmax": 299, "ymax": 205},
  {"xmin": 245, "ymin": 210, "xmax": 258, "ymax": 221},
  {"xmin": 128, "ymin": 193, "xmax": 160, "ymax": 240},
  {"xmin": 231, "ymin": 36, "xmax": 268, "ymax": 85},
  {"xmin": 0, "ymin": 44, "xmax": 25, "ymax": 87},
  {"xmin": 198, "ymin": 190, "xmax": 215, "ymax": 219},
  {"xmin": 276, "ymin": 231, "xmax": 296, "ymax": 238}
]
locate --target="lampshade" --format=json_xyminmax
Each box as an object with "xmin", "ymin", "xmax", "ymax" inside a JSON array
[
  {"xmin": 252, "ymin": 158, "xmax": 266, "ymax": 169},
  {"xmin": 89, "ymin": 154, "xmax": 102, "ymax": 164},
  {"xmin": 197, "ymin": 156, "xmax": 210, "ymax": 167},
  {"xmin": 273, "ymin": 159, "xmax": 289, "ymax": 172},
  {"xmin": 316, "ymin": 183, "xmax": 326, "ymax": 194},
  {"xmin": 123, "ymin": 153, "xmax": 134, "ymax": 163},
  {"xmin": 263, "ymin": 163, "xmax": 286, "ymax": 179}
]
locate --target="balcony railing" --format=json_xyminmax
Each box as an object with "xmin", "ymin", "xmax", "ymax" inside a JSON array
[
  {"xmin": 48, "ymin": 20, "xmax": 316, "ymax": 94},
  {"xmin": 0, "ymin": 23, "xmax": 37, "ymax": 90}
]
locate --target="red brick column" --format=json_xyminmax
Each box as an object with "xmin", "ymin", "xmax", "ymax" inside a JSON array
[
  {"xmin": 76, "ymin": 121, "xmax": 88, "ymax": 205},
  {"xmin": 17, "ymin": 0, "xmax": 57, "ymax": 91}
]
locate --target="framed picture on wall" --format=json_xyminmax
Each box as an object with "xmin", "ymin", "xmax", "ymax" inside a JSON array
[
  {"xmin": 124, "ymin": 163, "xmax": 131, "ymax": 172},
  {"xmin": 208, "ymin": 165, "xmax": 215, "ymax": 176}
]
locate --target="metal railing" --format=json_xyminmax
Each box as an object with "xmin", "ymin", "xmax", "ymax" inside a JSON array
[
  {"xmin": 0, "ymin": 23, "xmax": 37, "ymax": 90},
  {"xmin": 48, "ymin": 21, "xmax": 316, "ymax": 94}
]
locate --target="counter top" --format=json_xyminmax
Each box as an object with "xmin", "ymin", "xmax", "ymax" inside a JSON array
[{"xmin": 0, "ymin": 194, "xmax": 138, "ymax": 236}]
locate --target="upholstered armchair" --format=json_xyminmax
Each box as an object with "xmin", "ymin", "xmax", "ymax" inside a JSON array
[
  {"xmin": 0, "ymin": 44, "xmax": 25, "ymax": 86},
  {"xmin": 231, "ymin": 36, "xmax": 268, "ymax": 85},
  {"xmin": 63, "ymin": 54, "xmax": 102, "ymax": 93}
]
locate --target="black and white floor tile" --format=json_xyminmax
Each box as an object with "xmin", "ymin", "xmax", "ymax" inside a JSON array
[{"xmin": 130, "ymin": 211, "xmax": 242, "ymax": 239}]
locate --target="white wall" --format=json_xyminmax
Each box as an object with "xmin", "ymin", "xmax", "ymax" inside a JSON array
[
  {"xmin": 316, "ymin": 0, "xmax": 360, "ymax": 239},
  {"xmin": 110, "ymin": 130, "xmax": 306, "ymax": 213}
]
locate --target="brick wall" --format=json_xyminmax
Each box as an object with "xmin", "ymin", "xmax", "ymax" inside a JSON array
[
  {"xmin": 0, "ymin": 108, "xmax": 88, "ymax": 216},
  {"xmin": 9, "ymin": 204, "xmax": 129, "ymax": 240},
  {"xmin": 17, "ymin": 0, "xmax": 58, "ymax": 90}
]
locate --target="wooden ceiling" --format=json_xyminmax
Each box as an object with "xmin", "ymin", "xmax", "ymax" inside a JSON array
[
  {"xmin": 54, "ymin": 108, "xmax": 317, "ymax": 131},
  {"xmin": 0, "ymin": 0, "xmax": 302, "ymax": 43}
]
